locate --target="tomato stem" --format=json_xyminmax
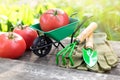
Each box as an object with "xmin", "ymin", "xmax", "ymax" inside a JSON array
[
  {"xmin": 17, "ymin": 24, "xmax": 26, "ymax": 30},
  {"xmin": 54, "ymin": 10, "xmax": 58, "ymax": 16},
  {"xmin": 8, "ymin": 33, "xmax": 15, "ymax": 39},
  {"xmin": 19, "ymin": 24, "xmax": 24, "ymax": 29}
]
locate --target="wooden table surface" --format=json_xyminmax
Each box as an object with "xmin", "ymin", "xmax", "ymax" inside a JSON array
[
  {"xmin": 18, "ymin": 38, "xmax": 120, "ymax": 78},
  {"xmin": 0, "ymin": 38, "xmax": 120, "ymax": 80}
]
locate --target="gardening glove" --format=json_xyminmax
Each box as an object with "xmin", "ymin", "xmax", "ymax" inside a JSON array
[
  {"xmin": 85, "ymin": 32, "xmax": 118, "ymax": 72},
  {"xmin": 79, "ymin": 33, "xmax": 118, "ymax": 72},
  {"xmin": 88, "ymin": 33, "xmax": 118, "ymax": 72},
  {"xmin": 60, "ymin": 32, "xmax": 118, "ymax": 73}
]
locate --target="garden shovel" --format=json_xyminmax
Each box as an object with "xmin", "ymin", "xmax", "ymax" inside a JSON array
[
  {"xmin": 82, "ymin": 33, "xmax": 97, "ymax": 67},
  {"xmin": 56, "ymin": 22, "xmax": 98, "ymax": 66}
]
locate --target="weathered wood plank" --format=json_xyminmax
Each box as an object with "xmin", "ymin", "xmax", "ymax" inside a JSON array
[
  {"xmin": 0, "ymin": 58, "xmax": 120, "ymax": 80},
  {"xmin": 0, "ymin": 38, "xmax": 120, "ymax": 80}
]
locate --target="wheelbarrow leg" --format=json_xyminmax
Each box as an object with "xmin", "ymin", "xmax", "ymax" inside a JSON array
[
  {"xmin": 52, "ymin": 41, "xmax": 65, "ymax": 48},
  {"xmin": 59, "ymin": 42, "xmax": 65, "ymax": 48}
]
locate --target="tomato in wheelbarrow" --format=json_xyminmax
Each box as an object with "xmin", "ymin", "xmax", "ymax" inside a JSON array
[{"xmin": 40, "ymin": 8, "xmax": 69, "ymax": 32}]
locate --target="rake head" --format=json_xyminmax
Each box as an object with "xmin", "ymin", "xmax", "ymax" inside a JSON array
[{"xmin": 56, "ymin": 42, "xmax": 77, "ymax": 66}]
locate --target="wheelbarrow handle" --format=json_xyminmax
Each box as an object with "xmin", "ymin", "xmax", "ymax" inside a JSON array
[
  {"xmin": 85, "ymin": 33, "xmax": 93, "ymax": 49},
  {"xmin": 76, "ymin": 22, "xmax": 98, "ymax": 43}
]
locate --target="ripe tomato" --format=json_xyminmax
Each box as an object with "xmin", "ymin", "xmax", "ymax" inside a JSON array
[
  {"xmin": 13, "ymin": 25, "xmax": 38, "ymax": 49},
  {"xmin": 40, "ymin": 8, "xmax": 69, "ymax": 32},
  {"xmin": 0, "ymin": 32, "xmax": 26, "ymax": 59}
]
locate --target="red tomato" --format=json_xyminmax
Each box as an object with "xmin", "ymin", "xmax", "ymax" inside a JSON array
[
  {"xmin": 40, "ymin": 8, "xmax": 69, "ymax": 32},
  {"xmin": 0, "ymin": 32, "xmax": 26, "ymax": 59},
  {"xmin": 13, "ymin": 26, "xmax": 38, "ymax": 49}
]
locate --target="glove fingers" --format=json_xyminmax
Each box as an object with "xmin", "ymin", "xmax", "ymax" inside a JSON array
[
  {"xmin": 105, "ymin": 52, "xmax": 118, "ymax": 67},
  {"xmin": 92, "ymin": 33, "xmax": 119, "ymax": 72},
  {"xmin": 68, "ymin": 52, "xmax": 83, "ymax": 68},
  {"xmin": 59, "ymin": 58, "xmax": 69, "ymax": 68},
  {"xmin": 94, "ymin": 43, "xmax": 111, "ymax": 71},
  {"xmin": 77, "ymin": 62, "xmax": 88, "ymax": 71},
  {"xmin": 104, "ymin": 41, "xmax": 118, "ymax": 67},
  {"xmin": 98, "ymin": 53, "xmax": 111, "ymax": 70}
]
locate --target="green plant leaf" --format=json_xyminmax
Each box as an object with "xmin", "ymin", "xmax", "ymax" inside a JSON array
[{"xmin": 7, "ymin": 20, "xmax": 14, "ymax": 32}]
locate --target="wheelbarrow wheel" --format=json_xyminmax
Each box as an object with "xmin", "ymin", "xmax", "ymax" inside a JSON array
[{"xmin": 31, "ymin": 36, "xmax": 52, "ymax": 57}]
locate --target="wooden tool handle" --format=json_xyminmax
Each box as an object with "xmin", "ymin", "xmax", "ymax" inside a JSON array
[
  {"xmin": 76, "ymin": 22, "xmax": 97, "ymax": 43},
  {"xmin": 86, "ymin": 33, "xmax": 93, "ymax": 49}
]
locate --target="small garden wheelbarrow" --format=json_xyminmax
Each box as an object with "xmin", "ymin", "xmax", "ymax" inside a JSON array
[{"xmin": 30, "ymin": 18, "xmax": 81, "ymax": 57}]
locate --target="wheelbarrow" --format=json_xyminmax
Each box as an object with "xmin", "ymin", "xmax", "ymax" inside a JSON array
[{"xmin": 30, "ymin": 17, "xmax": 88, "ymax": 57}]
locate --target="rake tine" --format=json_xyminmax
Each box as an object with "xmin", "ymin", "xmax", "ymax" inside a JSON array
[
  {"xmin": 68, "ymin": 42, "xmax": 78, "ymax": 66},
  {"xmin": 56, "ymin": 43, "xmax": 71, "ymax": 65},
  {"xmin": 62, "ymin": 43, "xmax": 74, "ymax": 65}
]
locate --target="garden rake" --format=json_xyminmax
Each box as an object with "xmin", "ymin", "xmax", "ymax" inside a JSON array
[{"xmin": 56, "ymin": 22, "xmax": 98, "ymax": 66}]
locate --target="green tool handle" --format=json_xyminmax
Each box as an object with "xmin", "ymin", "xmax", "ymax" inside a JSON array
[
  {"xmin": 86, "ymin": 33, "xmax": 93, "ymax": 49},
  {"xmin": 76, "ymin": 22, "xmax": 97, "ymax": 43}
]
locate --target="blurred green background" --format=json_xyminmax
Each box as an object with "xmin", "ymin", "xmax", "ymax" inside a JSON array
[{"xmin": 0, "ymin": 0, "xmax": 120, "ymax": 40}]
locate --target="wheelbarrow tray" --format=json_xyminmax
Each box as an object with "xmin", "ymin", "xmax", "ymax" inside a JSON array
[{"xmin": 30, "ymin": 18, "xmax": 79, "ymax": 42}]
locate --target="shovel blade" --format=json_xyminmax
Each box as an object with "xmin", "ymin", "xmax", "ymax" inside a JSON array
[{"xmin": 82, "ymin": 48, "xmax": 97, "ymax": 67}]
